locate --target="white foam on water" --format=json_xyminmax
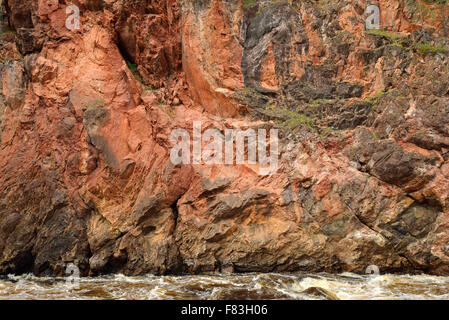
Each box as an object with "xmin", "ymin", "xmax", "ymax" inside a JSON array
[{"xmin": 1, "ymin": 272, "xmax": 449, "ymax": 300}]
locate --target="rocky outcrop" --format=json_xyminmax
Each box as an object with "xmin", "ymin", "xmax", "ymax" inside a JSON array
[{"xmin": 1, "ymin": 0, "xmax": 449, "ymax": 276}]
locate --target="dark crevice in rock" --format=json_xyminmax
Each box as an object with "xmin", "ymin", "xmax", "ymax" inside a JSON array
[
  {"xmin": 116, "ymin": 33, "xmax": 136, "ymax": 66},
  {"xmin": 171, "ymin": 196, "xmax": 181, "ymax": 233},
  {"xmin": 158, "ymin": 196, "xmax": 184, "ymax": 275},
  {"xmin": 5, "ymin": 247, "xmax": 34, "ymax": 275}
]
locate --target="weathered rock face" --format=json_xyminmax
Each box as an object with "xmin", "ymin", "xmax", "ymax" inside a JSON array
[{"xmin": 1, "ymin": 0, "xmax": 449, "ymax": 276}]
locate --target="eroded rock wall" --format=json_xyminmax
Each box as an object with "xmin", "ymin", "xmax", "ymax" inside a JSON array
[{"xmin": 1, "ymin": 0, "xmax": 449, "ymax": 276}]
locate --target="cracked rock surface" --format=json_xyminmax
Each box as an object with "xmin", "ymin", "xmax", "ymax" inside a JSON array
[{"xmin": 1, "ymin": 0, "xmax": 449, "ymax": 276}]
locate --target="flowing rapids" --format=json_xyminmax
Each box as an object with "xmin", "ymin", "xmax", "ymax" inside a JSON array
[{"xmin": 1, "ymin": 273, "xmax": 449, "ymax": 300}]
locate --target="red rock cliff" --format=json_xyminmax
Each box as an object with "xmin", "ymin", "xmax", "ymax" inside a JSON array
[{"xmin": 1, "ymin": 0, "xmax": 449, "ymax": 276}]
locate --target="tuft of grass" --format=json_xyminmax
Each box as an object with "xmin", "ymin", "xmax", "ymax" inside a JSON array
[
  {"xmin": 364, "ymin": 90, "xmax": 386, "ymax": 105},
  {"xmin": 415, "ymin": 42, "xmax": 447, "ymax": 55},
  {"xmin": 127, "ymin": 61, "xmax": 145, "ymax": 85},
  {"xmin": 278, "ymin": 109, "xmax": 315, "ymax": 130},
  {"xmin": 261, "ymin": 105, "xmax": 316, "ymax": 131},
  {"xmin": 366, "ymin": 29, "xmax": 401, "ymax": 40},
  {"xmin": 242, "ymin": 0, "xmax": 257, "ymax": 10},
  {"xmin": 366, "ymin": 29, "xmax": 408, "ymax": 49},
  {"xmin": 127, "ymin": 61, "xmax": 137, "ymax": 73}
]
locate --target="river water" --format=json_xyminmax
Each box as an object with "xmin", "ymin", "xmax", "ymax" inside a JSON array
[{"xmin": 1, "ymin": 273, "xmax": 449, "ymax": 300}]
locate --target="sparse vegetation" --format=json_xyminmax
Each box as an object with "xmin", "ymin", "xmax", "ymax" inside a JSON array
[
  {"xmin": 366, "ymin": 29, "xmax": 401, "ymax": 40},
  {"xmin": 366, "ymin": 27, "xmax": 447, "ymax": 56},
  {"xmin": 242, "ymin": 0, "xmax": 258, "ymax": 10},
  {"xmin": 127, "ymin": 61, "xmax": 146, "ymax": 86},
  {"xmin": 365, "ymin": 90, "xmax": 386, "ymax": 105},
  {"xmin": 265, "ymin": 107, "xmax": 315, "ymax": 130},
  {"xmin": 415, "ymin": 42, "xmax": 447, "ymax": 54},
  {"xmin": 366, "ymin": 29, "xmax": 408, "ymax": 48},
  {"xmin": 127, "ymin": 60, "xmax": 155, "ymax": 93}
]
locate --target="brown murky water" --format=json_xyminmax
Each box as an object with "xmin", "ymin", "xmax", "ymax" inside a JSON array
[{"xmin": 1, "ymin": 273, "xmax": 449, "ymax": 300}]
